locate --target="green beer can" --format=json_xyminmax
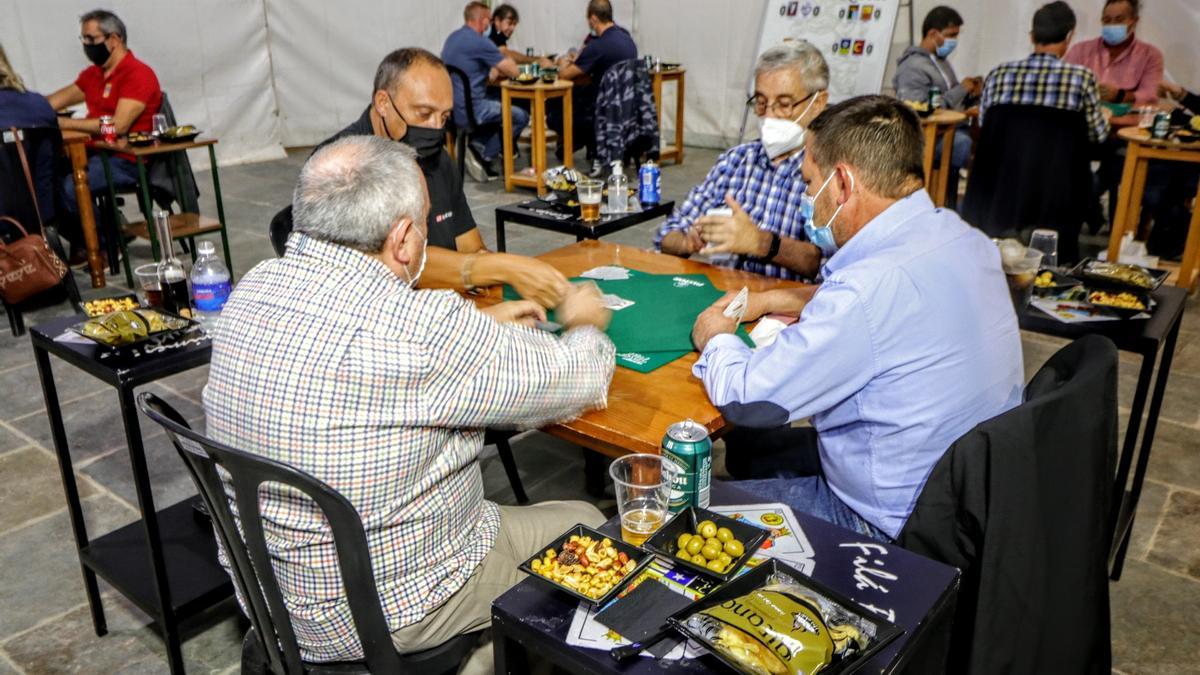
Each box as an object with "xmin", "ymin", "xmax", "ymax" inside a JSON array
[{"xmin": 661, "ymin": 419, "xmax": 712, "ymax": 512}]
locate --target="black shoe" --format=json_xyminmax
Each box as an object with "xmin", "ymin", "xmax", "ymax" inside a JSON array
[{"xmin": 481, "ymin": 156, "xmax": 502, "ymax": 181}]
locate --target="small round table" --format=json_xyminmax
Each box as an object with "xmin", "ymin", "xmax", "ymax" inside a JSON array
[
  {"xmin": 1107, "ymin": 126, "xmax": 1200, "ymax": 291},
  {"xmin": 920, "ymin": 109, "xmax": 967, "ymax": 207},
  {"xmin": 501, "ymin": 79, "xmax": 574, "ymax": 194}
]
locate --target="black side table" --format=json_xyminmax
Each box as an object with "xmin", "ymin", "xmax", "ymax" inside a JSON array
[
  {"xmin": 31, "ymin": 315, "xmax": 232, "ymax": 675},
  {"xmin": 1019, "ymin": 286, "xmax": 1187, "ymax": 580},
  {"xmin": 494, "ymin": 200, "xmax": 675, "ymax": 252},
  {"xmin": 492, "ymin": 482, "xmax": 959, "ymax": 675}
]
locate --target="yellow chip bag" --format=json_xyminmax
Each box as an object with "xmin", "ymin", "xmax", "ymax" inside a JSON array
[{"xmin": 684, "ymin": 579, "xmax": 869, "ymax": 675}]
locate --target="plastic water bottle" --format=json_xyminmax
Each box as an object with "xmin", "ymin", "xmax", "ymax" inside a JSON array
[{"xmin": 191, "ymin": 241, "xmax": 231, "ymax": 331}]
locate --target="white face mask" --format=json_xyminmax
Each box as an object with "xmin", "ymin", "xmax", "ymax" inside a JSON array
[
  {"xmin": 759, "ymin": 93, "xmax": 819, "ymax": 159},
  {"xmin": 401, "ymin": 224, "xmax": 428, "ymax": 288}
]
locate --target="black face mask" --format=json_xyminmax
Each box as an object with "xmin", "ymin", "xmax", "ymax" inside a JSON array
[
  {"xmin": 83, "ymin": 41, "xmax": 110, "ymax": 67},
  {"xmin": 383, "ymin": 94, "xmax": 444, "ymax": 161}
]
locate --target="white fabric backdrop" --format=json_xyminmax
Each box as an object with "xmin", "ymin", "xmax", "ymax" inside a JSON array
[
  {"xmin": 0, "ymin": 0, "xmax": 285, "ymax": 170},
  {"xmin": 3, "ymin": 1, "xmax": 1198, "ymax": 162}
]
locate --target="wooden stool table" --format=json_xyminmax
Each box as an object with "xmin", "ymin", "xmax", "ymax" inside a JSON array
[
  {"xmin": 920, "ymin": 109, "xmax": 966, "ymax": 207},
  {"xmin": 1107, "ymin": 126, "xmax": 1200, "ymax": 291},
  {"xmin": 61, "ymin": 130, "xmax": 105, "ymax": 288},
  {"xmin": 501, "ymin": 79, "xmax": 574, "ymax": 194},
  {"xmin": 651, "ymin": 66, "xmax": 686, "ymax": 164}
]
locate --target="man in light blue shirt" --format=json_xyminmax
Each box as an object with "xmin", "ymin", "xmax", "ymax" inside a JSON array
[{"xmin": 691, "ymin": 95, "xmax": 1024, "ymax": 541}]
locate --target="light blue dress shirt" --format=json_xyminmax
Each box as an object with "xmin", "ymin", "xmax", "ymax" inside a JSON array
[{"xmin": 694, "ymin": 190, "xmax": 1025, "ymax": 537}]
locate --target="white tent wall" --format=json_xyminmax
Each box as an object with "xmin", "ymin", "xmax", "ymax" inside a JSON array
[
  {"xmin": 0, "ymin": 0, "xmax": 285, "ymax": 170},
  {"xmin": 3, "ymin": 1, "xmax": 1198, "ymax": 166}
]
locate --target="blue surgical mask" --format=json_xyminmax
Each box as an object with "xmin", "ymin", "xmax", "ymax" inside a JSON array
[
  {"xmin": 1101, "ymin": 24, "xmax": 1128, "ymax": 46},
  {"xmin": 935, "ymin": 38, "xmax": 957, "ymax": 58},
  {"xmin": 800, "ymin": 169, "xmax": 853, "ymax": 256}
]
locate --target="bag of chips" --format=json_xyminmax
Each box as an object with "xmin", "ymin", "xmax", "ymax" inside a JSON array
[{"xmin": 681, "ymin": 573, "xmax": 874, "ymax": 675}]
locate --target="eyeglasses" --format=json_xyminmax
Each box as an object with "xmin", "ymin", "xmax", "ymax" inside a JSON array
[
  {"xmin": 79, "ymin": 33, "xmax": 109, "ymax": 45},
  {"xmin": 746, "ymin": 91, "xmax": 816, "ymax": 117}
]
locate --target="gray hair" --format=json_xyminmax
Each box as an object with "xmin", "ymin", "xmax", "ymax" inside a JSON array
[
  {"xmin": 755, "ymin": 41, "xmax": 829, "ymax": 94},
  {"xmin": 80, "ymin": 9, "xmax": 127, "ymax": 42},
  {"xmin": 292, "ymin": 136, "xmax": 426, "ymax": 253}
]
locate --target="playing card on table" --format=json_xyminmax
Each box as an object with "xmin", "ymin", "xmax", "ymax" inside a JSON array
[
  {"xmin": 600, "ymin": 293, "xmax": 635, "ymax": 311},
  {"xmin": 723, "ymin": 286, "xmax": 749, "ymax": 324},
  {"xmin": 580, "ymin": 265, "xmax": 632, "ymax": 281}
]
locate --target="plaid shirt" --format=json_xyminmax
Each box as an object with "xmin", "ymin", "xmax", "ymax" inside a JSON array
[
  {"xmin": 203, "ymin": 233, "xmax": 614, "ymax": 661},
  {"xmin": 980, "ymin": 52, "xmax": 1109, "ymax": 144},
  {"xmin": 653, "ymin": 141, "xmax": 814, "ymax": 281}
]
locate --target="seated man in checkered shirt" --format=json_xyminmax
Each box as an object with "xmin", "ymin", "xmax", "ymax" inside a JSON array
[
  {"xmin": 203, "ymin": 135, "xmax": 615, "ymax": 670},
  {"xmin": 654, "ymin": 41, "xmax": 831, "ymax": 282}
]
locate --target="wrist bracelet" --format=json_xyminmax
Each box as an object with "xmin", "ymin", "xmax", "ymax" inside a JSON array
[{"xmin": 760, "ymin": 232, "xmax": 781, "ymax": 261}]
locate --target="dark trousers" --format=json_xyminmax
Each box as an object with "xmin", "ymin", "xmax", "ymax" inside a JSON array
[
  {"xmin": 722, "ymin": 425, "xmax": 822, "ymax": 480},
  {"xmin": 546, "ymin": 87, "xmax": 596, "ymax": 161}
]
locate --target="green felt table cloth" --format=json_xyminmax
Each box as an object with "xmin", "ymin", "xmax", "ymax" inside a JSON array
[{"xmin": 503, "ymin": 269, "xmax": 753, "ymax": 373}]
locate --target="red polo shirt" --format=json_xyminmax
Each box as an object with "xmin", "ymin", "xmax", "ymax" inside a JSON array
[{"xmin": 74, "ymin": 50, "xmax": 162, "ymax": 134}]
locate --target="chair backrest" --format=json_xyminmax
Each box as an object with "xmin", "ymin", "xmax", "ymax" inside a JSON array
[
  {"xmin": 444, "ymin": 64, "xmax": 480, "ymax": 131},
  {"xmin": 593, "ymin": 59, "xmax": 660, "ymax": 166},
  {"xmin": 960, "ymin": 104, "xmax": 1096, "ymax": 263},
  {"xmin": 147, "ymin": 91, "xmax": 201, "ymax": 213},
  {"xmin": 898, "ymin": 334, "xmax": 1117, "ymax": 674},
  {"xmin": 137, "ymin": 393, "xmax": 403, "ymax": 673}
]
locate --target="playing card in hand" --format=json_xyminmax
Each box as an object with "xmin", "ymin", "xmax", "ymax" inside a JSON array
[
  {"xmin": 601, "ymin": 293, "xmax": 635, "ymax": 311},
  {"xmin": 723, "ymin": 286, "xmax": 749, "ymax": 324}
]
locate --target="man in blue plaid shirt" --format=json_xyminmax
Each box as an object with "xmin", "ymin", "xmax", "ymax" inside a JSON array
[
  {"xmin": 654, "ymin": 42, "xmax": 831, "ymax": 281},
  {"xmin": 204, "ymin": 136, "xmax": 615, "ymax": 671},
  {"xmin": 980, "ymin": 1, "xmax": 1110, "ymax": 144}
]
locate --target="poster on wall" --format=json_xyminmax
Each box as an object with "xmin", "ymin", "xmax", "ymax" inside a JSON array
[{"xmin": 754, "ymin": 0, "xmax": 901, "ymax": 102}]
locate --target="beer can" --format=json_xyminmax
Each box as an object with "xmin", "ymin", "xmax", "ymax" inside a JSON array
[
  {"xmin": 1152, "ymin": 111, "xmax": 1170, "ymax": 139},
  {"xmin": 99, "ymin": 116, "xmax": 117, "ymax": 144},
  {"xmin": 661, "ymin": 419, "xmax": 712, "ymax": 512},
  {"xmin": 928, "ymin": 86, "xmax": 943, "ymax": 110},
  {"xmin": 638, "ymin": 160, "xmax": 661, "ymax": 205}
]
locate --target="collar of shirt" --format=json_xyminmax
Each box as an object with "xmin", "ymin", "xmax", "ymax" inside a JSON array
[
  {"xmin": 822, "ymin": 188, "xmax": 935, "ymax": 278},
  {"xmin": 286, "ymin": 231, "xmax": 402, "ymax": 287},
  {"xmin": 1025, "ymin": 51, "xmax": 1061, "ymax": 65}
]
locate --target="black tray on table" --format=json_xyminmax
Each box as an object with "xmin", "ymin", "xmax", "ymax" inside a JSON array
[
  {"xmin": 71, "ymin": 309, "xmax": 197, "ymax": 349},
  {"xmin": 518, "ymin": 524, "xmax": 654, "ymax": 606},
  {"xmin": 643, "ymin": 506, "xmax": 771, "ymax": 583},
  {"xmin": 667, "ymin": 558, "xmax": 905, "ymax": 675},
  {"xmin": 1068, "ymin": 258, "xmax": 1168, "ymax": 293}
]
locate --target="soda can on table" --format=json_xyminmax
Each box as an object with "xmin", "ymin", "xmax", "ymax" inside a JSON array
[
  {"xmin": 1152, "ymin": 111, "xmax": 1170, "ymax": 139},
  {"xmin": 638, "ymin": 159, "xmax": 661, "ymax": 205},
  {"xmin": 661, "ymin": 419, "xmax": 712, "ymax": 512},
  {"xmin": 99, "ymin": 116, "xmax": 117, "ymax": 144}
]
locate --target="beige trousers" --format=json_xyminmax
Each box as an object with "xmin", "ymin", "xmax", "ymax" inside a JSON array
[{"xmin": 391, "ymin": 500, "xmax": 605, "ymax": 674}]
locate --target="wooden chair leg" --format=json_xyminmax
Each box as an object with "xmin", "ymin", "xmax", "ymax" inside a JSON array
[{"xmin": 494, "ymin": 438, "xmax": 529, "ymax": 505}]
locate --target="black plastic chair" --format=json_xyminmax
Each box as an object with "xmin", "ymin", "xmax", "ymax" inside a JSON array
[
  {"xmin": 136, "ymin": 393, "xmax": 480, "ymax": 674},
  {"xmin": 269, "ymin": 205, "xmax": 293, "ymax": 257},
  {"xmin": 445, "ymin": 64, "xmax": 504, "ymax": 179}
]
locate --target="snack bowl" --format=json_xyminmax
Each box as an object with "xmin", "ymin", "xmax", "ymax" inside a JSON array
[
  {"xmin": 1087, "ymin": 289, "xmax": 1151, "ymax": 319},
  {"xmin": 518, "ymin": 524, "xmax": 653, "ymax": 605},
  {"xmin": 668, "ymin": 558, "xmax": 904, "ymax": 675},
  {"xmin": 1032, "ymin": 269, "xmax": 1082, "ymax": 297},
  {"xmin": 159, "ymin": 125, "xmax": 201, "ymax": 143},
  {"xmin": 643, "ymin": 506, "xmax": 770, "ymax": 582}
]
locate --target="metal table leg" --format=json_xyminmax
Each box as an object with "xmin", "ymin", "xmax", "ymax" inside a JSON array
[
  {"xmin": 33, "ymin": 346, "xmax": 107, "ymax": 637},
  {"xmin": 497, "ymin": 211, "xmax": 508, "ymax": 253},
  {"xmin": 117, "ymin": 385, "xmax": 185, "ymax": 674},
  {"xmin": 1110, "ymin": 348, "xmax": 1155, "ymax": 543},
  {"xmin": 1111, "ymin": 317, "xmax": 1183, "ymax": 580}
]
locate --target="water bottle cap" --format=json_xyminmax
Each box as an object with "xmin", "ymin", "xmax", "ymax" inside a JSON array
[{"xmin": 198, "ymin": 241, "xmax": 216, "ymax": 256}]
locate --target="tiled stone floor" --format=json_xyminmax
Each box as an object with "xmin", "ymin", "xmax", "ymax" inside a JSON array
[{"xmin": 0, "ymin": 145, "xmax": 1197, "ymax": 674}]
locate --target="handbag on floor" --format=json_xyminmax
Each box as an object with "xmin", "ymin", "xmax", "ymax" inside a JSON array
[{"xmin": 0, "ymin": 127, "xmax": 67, "ymax": 304}]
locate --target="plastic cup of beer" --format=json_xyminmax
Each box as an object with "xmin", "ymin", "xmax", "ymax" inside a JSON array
[
  {"xmin": 134, "ymin": 264, "xmax": 164, "ymax": 308},
  {"xmin": 577, "ymin": 179, "xmax": 603, "ymax": 223},
  {"xmin": 1000, "ymin": 247, "xmax": 1043, "ymax": 311},
  {"xmin": 609, "ymin": 453, "xmax": 677, "ymax": 546}
]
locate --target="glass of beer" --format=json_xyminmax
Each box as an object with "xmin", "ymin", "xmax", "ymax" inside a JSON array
[
  {"xmin": 134, "ymin": 264, "xmax": 164, "ymax": 308},
  {"xmin": 577, "ymin": 178, "xmax": 603, "ymax": 223},
  {"xmin": 610, "ymin": 453, "xmax": 677, "ymax": 546}
]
